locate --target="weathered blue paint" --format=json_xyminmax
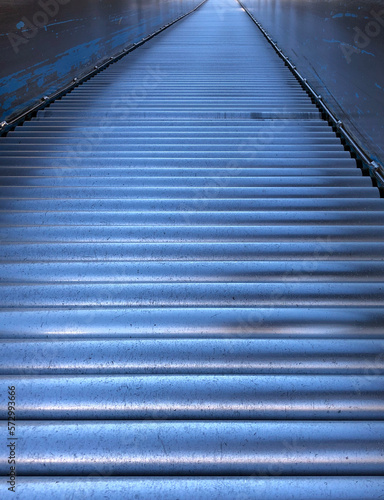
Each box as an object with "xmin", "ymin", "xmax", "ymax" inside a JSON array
[
  {"xmin": 241, "ymin": 0, "xmax": 384, "ymax": 166},
  {"xmin": 0, "ymin": 0, "xmax": 202, "ymax": 123}
]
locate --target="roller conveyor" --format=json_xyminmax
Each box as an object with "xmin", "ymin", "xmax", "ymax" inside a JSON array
[{"xmin": 0, "ymin": 0, "xmax": 383, "ymax": 498}]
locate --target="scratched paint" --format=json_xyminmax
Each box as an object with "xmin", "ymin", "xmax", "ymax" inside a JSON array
[
  {"xmin": 241, "ymin": 0, "xmax": 384, "ymax": 166},
  {"xmin": 322, "ymin": 39, "xmax": 375, "ymax": 57},
  {"xmin": 0, "ymin": 0, "xmax": 202, "ymax": 123}
]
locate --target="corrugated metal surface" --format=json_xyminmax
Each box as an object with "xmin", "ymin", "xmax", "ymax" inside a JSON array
[{"xmin": 0, "ymin": 0, "xmax": 384, "ymax": 497}]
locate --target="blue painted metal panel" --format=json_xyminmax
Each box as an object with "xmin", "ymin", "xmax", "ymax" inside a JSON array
[
  {"xmin": 240, "ymin": 0, "xmax": 384, "ymax": 166},
  {"xmin": 0, "ymin": 0, "xmax": 201, "ymax": 123}
]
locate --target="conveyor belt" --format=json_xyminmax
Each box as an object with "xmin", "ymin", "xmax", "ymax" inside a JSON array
[{"xmin": 1, "ymin": 0, "xmax": 384, "ymax": 498}]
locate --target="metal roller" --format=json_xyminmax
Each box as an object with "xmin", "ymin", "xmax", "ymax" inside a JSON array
[{"xmin": 0, "ymin": 0, "xmax": 383, "ymax": 497}]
